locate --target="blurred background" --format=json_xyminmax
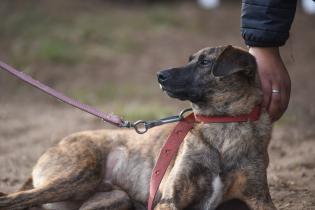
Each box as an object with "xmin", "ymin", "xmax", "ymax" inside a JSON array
[{"xmin": 0, "ymin": 0, "xmax": 314, "ymax": 209}]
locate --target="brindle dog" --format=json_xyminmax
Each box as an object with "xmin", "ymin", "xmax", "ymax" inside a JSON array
[{"xmin": 0, "ymin": 45, "xmax": 276, "ymax": 210}]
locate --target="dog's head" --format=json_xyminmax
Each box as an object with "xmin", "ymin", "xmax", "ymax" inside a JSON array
[{"xmin": 157, "ymin": 45, "xmax": 261, "ymax": 115}]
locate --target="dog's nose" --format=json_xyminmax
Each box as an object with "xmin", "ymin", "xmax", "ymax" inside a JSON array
[{"xmin": 157, "ymin": 70, "xmax": 170, "ymax": 83}]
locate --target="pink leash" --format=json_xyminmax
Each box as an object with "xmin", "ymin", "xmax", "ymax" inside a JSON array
[
  {"xmin": 0, "ymin": 60, "xmax": 125, "ymax": 127},
  {"xmin": 0, "ymin": 60, "xmax": 190, "ymax": 133}
]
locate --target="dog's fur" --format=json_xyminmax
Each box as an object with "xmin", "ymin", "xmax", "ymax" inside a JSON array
[{"xmin": 0, "ymin": 45, "xmax": 276, "ymax": 210}]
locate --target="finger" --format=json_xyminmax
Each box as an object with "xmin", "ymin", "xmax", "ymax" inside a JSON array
[
  {"xmin": 269, "ymin": 89, "xmax": 282, "ymax": 121},
  {"xmin": 280, "ymin": 83, "xmax": 288, "ymax": 114},
  {"xmin": 273, "ymin": 85, "xmax": 286, "ymax": 121},
  {"xmin": 274, "ymin": 82, "xmax": 290, "ymax": 122},
  {"xmin": 282, "ymin": 80, "xmax": 291, "ymax": 112},
  {"xmin": 260, "ymin": 75, "xmax": 272, "ymax": 109}
]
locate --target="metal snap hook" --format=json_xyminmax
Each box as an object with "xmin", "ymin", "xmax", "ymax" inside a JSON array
[
  {"xmin": 133, "ymin": 120, "xmax": 148, "ymax": 134},
  {"xmin": 121, "ymin": 108, "xmax": 193, "ymax": 134}
]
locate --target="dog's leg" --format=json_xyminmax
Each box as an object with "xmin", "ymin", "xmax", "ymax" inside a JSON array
[
  {"xmin": 155, "ymin": 144, "xmax": 222, "ymax": 210},
  {"xmin": 79, "ymin": 190, "xmax": 132, "ymax": 210},
  {"xmin": 154, "ymin": 175, "xmax": 223, "ymax": 210},
  {"xmin": 241, "ymin": 183, "xmax": 276, "ymax": 210},
  {"xmin": 0, "ymin": 185, "xmax": 77, "ymax": 210},
  {"xmin": 225, "ymin": 167, "xmax": 276, "ymax": 210},
  {"xmin": 154, "ymin": 201, "xmax": 177, "ymax": 210},
  {"xmin": 0, "ymin": 137, "xmax": 104, "ymax": 210},
  {"xmin": 244, "ymin": 200, "xmax": 276, "ymax": 210},
  {"xmin": 242, "ymin": 164, "xmax": 277, "ymax": 210}
]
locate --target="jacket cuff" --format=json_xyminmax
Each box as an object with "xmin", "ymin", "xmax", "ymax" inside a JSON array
[{"xmin": 241, "ymin": 28, "xmax": 288, "ymax": 47}]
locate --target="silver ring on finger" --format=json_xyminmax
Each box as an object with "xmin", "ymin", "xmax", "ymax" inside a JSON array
[{"xmin": 272, "ymin": 89, "xmax": 280, "ymax": 94}]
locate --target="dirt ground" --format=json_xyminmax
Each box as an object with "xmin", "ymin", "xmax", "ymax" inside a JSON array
[{"xmin": 0, "ymin": 1, "xmax": 314, "ymax": 209}]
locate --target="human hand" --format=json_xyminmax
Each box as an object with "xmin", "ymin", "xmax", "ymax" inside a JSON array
[{"xmin": 249, "ymin": 47, "xmax": 291, "ymax": 122}]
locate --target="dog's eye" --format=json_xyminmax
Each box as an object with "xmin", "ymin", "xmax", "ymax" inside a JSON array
[{"xmin": 199, "ymin": 59, "xmax": 211, "ymax": 66}]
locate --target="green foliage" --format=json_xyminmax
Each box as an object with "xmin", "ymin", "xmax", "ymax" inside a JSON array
[{"xmin": 36, "ymin": 39, "xmax": 82, "ymax": 64}]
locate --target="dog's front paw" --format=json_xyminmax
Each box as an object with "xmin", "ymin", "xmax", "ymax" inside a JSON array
[{"xmin": 154, "ymin": 202, "xmax": 177, "ymax": 210}]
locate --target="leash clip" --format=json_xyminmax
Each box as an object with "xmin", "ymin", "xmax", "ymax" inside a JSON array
[{"xmin": 121, "ymin": 108, "xmax": 193, "ymax": 134}]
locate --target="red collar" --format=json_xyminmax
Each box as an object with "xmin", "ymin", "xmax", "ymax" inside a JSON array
[
  {"xmin": 148, "ymin": 105, "xmax": 261, "ymax": 210},
  {"xmin": 194, "ymin": 105, "xmax": 261, "ymax": 123}
]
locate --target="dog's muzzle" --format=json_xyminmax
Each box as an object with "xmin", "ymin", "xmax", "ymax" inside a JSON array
[{"xmin": 157, "ymin": 70, "xmax": 171, "ymax": 85}]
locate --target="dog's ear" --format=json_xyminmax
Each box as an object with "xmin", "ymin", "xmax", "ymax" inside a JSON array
[{"xmin": 212, "ymin": 45, "xmax": 256, "ymax": 77}]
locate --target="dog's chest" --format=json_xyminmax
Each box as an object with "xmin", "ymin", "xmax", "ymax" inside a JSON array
[{"xmin": 200, "ymin": 123, "xmax": 256, "ymax": 157}]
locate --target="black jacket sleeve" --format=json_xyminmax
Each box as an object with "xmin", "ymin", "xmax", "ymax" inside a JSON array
[{"xmin": 241, "ymin": 0, "xmax": 297, "ymax": 47}]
